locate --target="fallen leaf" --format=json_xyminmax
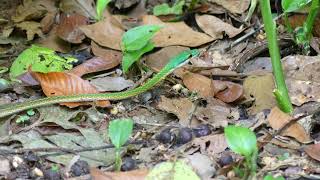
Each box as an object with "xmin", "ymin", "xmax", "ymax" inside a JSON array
[
  {"xmin": 90, "ymin": 168, "xmax": 149, "ymax": 180},
  {"xmin": 184, "ymin": 153, "xmax": 217, "ymax": 179},
  {"xmin": 80, "ymin": 12, "xmax": 125, "ymax": 50},
  {"xmin": 90, "ymin": 76, "xmax": 134, "ymax": 92},
  {"xmin": 143, "ymin": 15, "xmax": 214, "ymax": 47},
  {"xmin": 36, "ymin": 26, "xmax": 71, "ymax": 53},
  {"xmin": 157, "ymin": 96, "xmax": 195, "ymax": 126},
  {"xmin": 196, "ymin": 14, "xmax": 243, "ymax": 39},
  {"xmin": 40, "ymin": 11, "xmax": 57, "ymax": 33},
  {"xmin": 56, "ymin": 13, "xmax": 88, "ymax": 43},
  {"xmin": 182, "ymin": 71, "xmax": 215, "ymax": 98},
  {"xmin": 304, "ymin": 143, "xmax": 320, "ymax": 161},
  {"xmin": 207, "ymin": 0, "xmax": 250, "ymax": 14},
  {"xmin": 192, "ymin": 134, "xmax": 228, "ymax": 154},
  {"xmin": 214, "ymin": 80, "xmax": 243, "ymax": 103},
  {"xmin": 145, "ymin": 46, "xmax": 189, "ymax": 72},
  {"xmin": 267, "ymin": 107, "xmax": 311, "ymax": 143},
  {"xmin": 283, "ymin": 55, "xmax": 320, "ymax": 106},
  {"xmin": 243, "ymin": 73, "xmax": 277, "ymax": 115},
  {"xmin": 16, "ymin": 21, "xmax": 44, "ymax": 41},
  {"xmin": 31, "ymin": 71, "xmax": 110, "ymax": 108},
  {"xmin": 13, "ymin": 0, "xmax": 56, "ymax": 22},
  {"xmin": 69, "ymin": 56, "xmax": 120, "ymax": 77},
  {"xmin": 59, "ymin": 0, "xmax": 96, "ymax": 19},
  {"xmin": 194, "ymin": 98, "xmax": 238, "ymax": 128}
]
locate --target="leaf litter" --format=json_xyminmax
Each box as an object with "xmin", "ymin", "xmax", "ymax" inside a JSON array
[{"xmin": 1, "ymin": 0, "xmax": 320, "ymax": 179}]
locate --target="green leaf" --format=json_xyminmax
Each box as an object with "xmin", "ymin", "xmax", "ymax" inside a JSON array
[
  {"xmin": 26, "ymin": 109, "xmax": 35, "ymax": 116},
  {"xmin": 282, "ymin": 0, "xmax": 311, "ymax": 12},
  {"xmin": 153, "ymin": 1, "xmax": 185, "ymax": 16},
  {"xmin": 122, "ymin": 41, "xmax": 154, "ymax": 73},
  {"xmin": 108, "ymin": 118, "xmax": 133, "ymax": 149},
  {"xmin": 264, "ymin": 175, "xmax": 285, "ymax": 180},
  {"xmin": 121, "ymin": 25, "xmax": 162, "ymax": 52},
  {"xmin": 16, "ymin": 115, "xmax": 30, "ymax": 124},
  {"xmin": 96, "ymin": 0, "xmax": 111, "ymax": 21},
  {"xmin": 224, "ymin": 125, "xmax": 257, "ymax": 157},
  {"xmin": 10, "ymin": 45, "xmax": 77, "ymax": 80}
]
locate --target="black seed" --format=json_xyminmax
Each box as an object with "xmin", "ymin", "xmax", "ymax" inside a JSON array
[
  {"xmin": 121, "ymin": 157, "xmax": 136, "ymax": 171},
  {"xmin": 176, "ymin": 128, "xmax": 193, "ymax": 145},
  {"xmin": 156, "ymin": 128, "xmax": 174, "ymax": 144},
  {"xmin": 192, "ymin": 124, "xmax": 211, "ymax": 137}
]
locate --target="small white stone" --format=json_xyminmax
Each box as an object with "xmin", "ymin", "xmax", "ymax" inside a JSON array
[
  {"xmin": 12, "ymin": 156, "xmax": 23, "ymax": 168},
  {"xmin": 172, "ymin": 84, "xmax": 183, "ymax": 92},
  {"xmin": 32, "ymin": 167, "xmax": 44, "ymax": 177}
]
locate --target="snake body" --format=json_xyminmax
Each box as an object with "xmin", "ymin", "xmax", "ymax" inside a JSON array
[{"xmin": 0, "ymin": 49, "xmax": 199, "ymax": 118}]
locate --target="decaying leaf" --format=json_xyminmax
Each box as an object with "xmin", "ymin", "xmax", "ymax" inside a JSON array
[
  {"xmin": 207, "ymin": 0, "xmax": 250, "ymax": 14},
  {"xmin": 267, "ymin": 107, "xmax": 311, "ymax": 143},
  {"xmin": 157, "ymin": 96, "xmax": 195, "ymax": 126},
  {"xmin": 143, "ymin": 15, "xmax": 214, "ymax": 47},
  {"xmin": 196, "ymin": 14, "xmax": 243, "ymax": 40},
  {"xmin": 304, "ymin": 143, "xmax": 320, "ymax": 162},
  {"xmin": 56, "ymin": 13, "xmax": 88, "ymax": 43},
  {"xmin": 214, "ymin": 80, "xmax": 243, "ymax": 103},
  {"xmin": 192, "ymin": 134, "xmax": 228, "ymax": 155},
  {"xmin": 31, "ymin": 71, "xmax": 110, "ymax": 108},
  {"xmin": 90, "ymin": 76, "xmax": 134, "ymax": 92},
  {"xmin": 59, "ymin": 0, "xmax": 96, "ymax": 19},
  {"xmin": 90, "ymin": 168, "xmax": 149, "ymax": 180},
  {"xmin": 182, "ymin": 71, "xmax": 215, "ymax": 98},
  {"xmin": 243, "ymin": 73, "xmax": 277, "ymax": 115},
  {"xmin": 16, "ymin": 21, "xmax": 44, "ymax": 41}
]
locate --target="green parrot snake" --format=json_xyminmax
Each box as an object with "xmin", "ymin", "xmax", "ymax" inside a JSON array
[{"xmin": 0, "ymin": 49, "xmax": 200, "ymax": 118}]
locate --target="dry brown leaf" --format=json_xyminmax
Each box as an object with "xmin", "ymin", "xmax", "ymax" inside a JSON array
[
  {"xmin": 304, "ymin": 143, "xmax": 320, "ymax": 161},
  {"xmin": 192, "ymin": 134, "xmax": 228, "ymax": 155},
  {"xmin": 243, "ymin": 74, "xmax": 277, "ymax": 115},
  {"xmin": 90, "ymin": 168, "xmax": 148, "ymax": 180},
  {"xmin": 157, "ymin": 96, "xmax": 194, "ymax": 126},
  {"xmin": 146, "ymin": 46, "xmax": 189, "ymax": 72},
  {"xmin": 69, "ymin": 56, "xmax": 120, "ymax": 77},
  {"xmin": 56, "ymin": 13, "xmax": 88, "ymax": 44},
  {"xmin": 267, "ymin": 107, "xmax": 311, "ymax": 143},
  {"xmin": 214, "ymin": 80, "xmax": 243, "ymax": 103},
  {"xmin": 196, "ymin": 14, "xmax": 243, "ymax": 39},
  {"xmin": 36, "ymin": 25, "xmax": 71, "ymax": 53},
  {"xmin": 91, "ymin": 41, "xmax": 122, "ymax": 67},
  {"xmin": 16, "ymin": 21, "xmax": 44, "ymax": 41},
  {"xmin": 142, "ymin": 15, "xmax": 214, "ymax": 47},
  {"xmin": 31, "ymin": 71, "xmax": 110, "ymax": 108},
  {"xmin": 40, "ymin": 11, "xmax": 56, "ymax": 33},
  {"xmin": 80, "ymin": 12, "xmax": 125, "ymax": 50},
  {"xmin": 182, "ymin": 72, "xmax": 214, "ymax": 98},
  {"xmin": 59, "ymin": 0, "xmax": 96, "ymax": 19},
  {"xmin": 207, "ymin": 0, "xmax": 250, "ymax": 14}
]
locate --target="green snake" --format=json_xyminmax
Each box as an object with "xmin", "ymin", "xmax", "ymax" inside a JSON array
[{"xmin": 0, "ymin": 49, "xmax": 200, "ymax": 118}]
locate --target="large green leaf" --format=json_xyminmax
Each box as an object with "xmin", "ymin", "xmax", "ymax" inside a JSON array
[
  {"xmin": 122, "ymin": 41, "xmax": 154, "ymax": 73},
  {"xmin": 108, "ymin": 118, "xmax": 133, "ymax": 149},
  {"xmin": 153, "ymin": 1, "xmax": 185, "ymax": 16},
  {"xmin": 121, "ymin": 25, "xmax": 162, "ymax": 52},
  {"xmin": 96, "ymin": 0, "xmax": 111, "ymax": 20},
  {"xmin": 282, "ymin": 0, "xmax": 311, "ymax": 12},
  {"xmin": 224, "ymin": 125, "xmax": 257, "ymax": 157},
  {"xmin": 10, "ymin": 45, "xmax": 77, "ymax": 80}
]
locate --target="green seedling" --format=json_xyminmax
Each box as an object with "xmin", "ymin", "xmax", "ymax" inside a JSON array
[
  {"xmin": 108, "ymin": 118, "xmax": 133, "ymax": 171},
  {"xmin": 153, "ymin": 0, "xmax": 185, "ymax": 16},
  {"xmin": 259, "ymin": 0, "xmax": 293, "ymax": 113},
  {"xmin": 121, "ymin": 25, "xmax": 162, "ymax": 73},
  {"xmin": 96, "ymin": 0, "xmax": 111, "ymax": 21},
  {"xmin": 282, "ymin": 0, "xmax": 319, "ymax": 54},
  {"xmin": 16, "ymin": 109, "xmax": 35, "ymax": 124},
  {"xmin": 224, "ymin": 125, "xmax": 258, "ymax": 179}
]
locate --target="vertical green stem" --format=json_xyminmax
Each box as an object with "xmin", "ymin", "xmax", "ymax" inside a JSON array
[
  {"xmin": 115, "ymin": 149, "xmax": 122, "ymax": 171},
  {"xmin": 304, "ymin": 0, "xmax": 320, "ymax": 40},
  {"xmin": 259, "ymin": 0, "xmax": 293, "ymax": 114}
]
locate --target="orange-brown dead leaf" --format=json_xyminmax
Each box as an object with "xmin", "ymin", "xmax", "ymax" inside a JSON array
[
  {"xmin": 31, "ymin": 71, "xmax": 110, "ymax": 108},
  {"xmin": 267, "ymin": 107, "xmax": 311, "ymax": 143},
  {"xmin": 90, "ymin": 168, "xmax": 149, "ymax": 180},
  {"xmin": 181, "ymin": 71, "xmax": 214, "ymax": 98},
  {"xmin": 304, "ymin": 143, "xmax": 320, "ymax": 162},
  {"xmin": 213, "ymin": 80, "xmax": 243, "ymax": 103}
]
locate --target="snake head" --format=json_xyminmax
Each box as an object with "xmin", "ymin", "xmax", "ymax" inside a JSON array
[{"xmin": 167, "ymin": 49, "xmax": 200, "ymax": 70}]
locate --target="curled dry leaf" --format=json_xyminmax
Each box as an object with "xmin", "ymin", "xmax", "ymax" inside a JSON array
[
  {"xmin": 31, "ymin": 71, "xmax": 110, "ymax": 108},
  {"xmin": 196, "ymin": 14, "xmax": 243, "ymax": 40},
  {"xmin": 157, "ymin": 96, "xmax": 195, "ymax": 126},
  {"xmin": 304, "ymin": 143, "xmax": 320, "ymax": 162},
  {"xmin": 90, "ymin": 168, "xmax": 148, "ymax": 180},
  {"xmin": 56, "ymin": 13, "xmax": 88, "ymax": 44},
  {"xmin": 214, "ymin": 80, "xmax": 243, "ymax": 103},
  {"xmin": 69, "ymin": 56, "xmax": 120, "ymax": 77},
  {"xmin": 142, "ymin": 15, "xmax": 214, "ymax": 47},
  {"xmin": 181, "ymin": 71, "xmax": 214, "ymax": 98},
  {"xmin": 80, "ymin": 12, "xmax": 124, "ymax": 50},
  {"xmin": 267, "ymin": 107, "xmax": 311, "ymax": 143}
]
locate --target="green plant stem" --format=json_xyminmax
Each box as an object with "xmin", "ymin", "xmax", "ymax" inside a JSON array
[
  {"xmin": 304, "ymin": 0, "xmax": 320, "ymax": 39},
  {"xmin": 115, "ymin": 149, "xmax": 122, "ymax": 171},
  {"xmin": 259, "ymin": 0, "xmax": 293, "ymax": 114}
]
